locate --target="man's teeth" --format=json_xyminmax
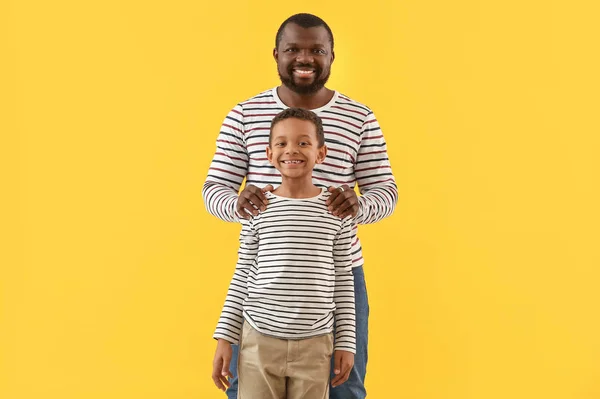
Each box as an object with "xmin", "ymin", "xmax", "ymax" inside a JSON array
[
  {"xmin": 282, "ymin": 160, "xmax": 303, "ymax": 164},
  {"xmin": 294, "ymin": 70, "xmax": 313, "ymax": 74}
]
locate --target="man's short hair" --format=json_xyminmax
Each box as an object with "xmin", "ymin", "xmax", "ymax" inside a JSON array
[
  {"xmin": 275, "ymin": 13, "xmax": 334, "ymax": 51},
  {"xmin": 270, "ymin": 108, "xmax": 325, "ymax": 147}
]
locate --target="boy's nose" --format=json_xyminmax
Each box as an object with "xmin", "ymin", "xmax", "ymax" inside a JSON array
[{"xmin": 286, "ymin": 146, "xmax": 299, "ymax": 154}]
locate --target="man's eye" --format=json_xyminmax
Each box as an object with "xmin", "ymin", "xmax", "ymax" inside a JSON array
[
  {"xmin": 285, "ymin": 48, "xmax": 297, "ymax": 52},
  {"xmin": 313, "ymin": 49, "xmax": 326, "ymax": 55}
]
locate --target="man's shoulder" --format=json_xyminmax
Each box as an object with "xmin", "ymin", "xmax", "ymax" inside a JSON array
[
  {"xmin": 237, "ymin": 88, "xmax": 277, "ymax": 108},
  {"xmin": 332, "ymin": 91, "xmax": 374, "ymax": 117}
]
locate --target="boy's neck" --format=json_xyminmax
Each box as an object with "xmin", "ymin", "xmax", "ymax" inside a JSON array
[{"xmin": 273, "ymin": 177, "xmax": 321, "ymax": 199}]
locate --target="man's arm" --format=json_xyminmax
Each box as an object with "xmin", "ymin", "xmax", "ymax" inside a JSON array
[
  {"xmin": 202, "ymin": 104, "xmax": 248, "ymax": 222},
  {"xmin": 354, "ymin": 111, "xmax": 398, "ymax": 224},
  {"xmin": 213, "ymin": 219, "xmax": 258, "ymax": 343}
]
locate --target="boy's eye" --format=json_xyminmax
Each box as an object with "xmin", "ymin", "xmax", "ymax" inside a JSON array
[
  {"xmin": 299, "ymin": 142, "xmax": 309, "ymax": 146},
  {"xmin": 275, "ymin": 142, "xmax": 285, "ymax": 147}
]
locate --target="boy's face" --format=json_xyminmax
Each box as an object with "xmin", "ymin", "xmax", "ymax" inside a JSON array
[{"xmin": 266, "ymin": 118, "xmax": 327, "ymax": 179}]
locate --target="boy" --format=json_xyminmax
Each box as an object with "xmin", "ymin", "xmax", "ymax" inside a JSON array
[{"xmin": 211, "ymin": 108, "xmax": 356, "ymax": 399}]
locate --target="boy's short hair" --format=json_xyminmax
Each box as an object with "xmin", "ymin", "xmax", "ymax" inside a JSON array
[{"xmin": 269, "ymin": 108, "xmax": 325, "ymax": 147}]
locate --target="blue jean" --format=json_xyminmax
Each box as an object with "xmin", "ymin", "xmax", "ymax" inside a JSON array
[{"xmin": 225, "ymin": 266, "xmax": 369, "ymax": 399}]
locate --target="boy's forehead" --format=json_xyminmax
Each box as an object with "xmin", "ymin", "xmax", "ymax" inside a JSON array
[{"xmin": 271, "ymin": 118, "xmax": 318, "ymax": 138}]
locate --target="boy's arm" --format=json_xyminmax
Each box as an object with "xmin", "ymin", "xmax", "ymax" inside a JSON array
[
  {"xmin": 213, "ymin": 219, "xmax": 258, "ymax": 343},
  {"xmin": 354, "ymin": 111, "xmax": 398, "ymax": 225},
  {"xmin": 202, "ymin": 104, "xmax": 248, "ymax": 223},
  {"xmin": 332, "ymin": 217, "xmax": 356, "ymax": 354}
]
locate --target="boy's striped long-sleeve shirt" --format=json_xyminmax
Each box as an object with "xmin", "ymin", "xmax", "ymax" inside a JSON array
[
  {"xmin": 202, "ymin": 88, "xmax": 398, "ymax": 269},
  {"xmin": 214, "ymin": 189, "xmax": 356, "ymax": 353}
]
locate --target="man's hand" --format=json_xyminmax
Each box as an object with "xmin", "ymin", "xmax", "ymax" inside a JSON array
[
  {"xmin": 212, "ymin": 339, "xmax": 234, "ymax": 391},
  {"xmin": 236, "ymin": 184, "xmax": 274, "ymax": 219},
  {"xmin": 326, "ymin": 185, "xmax": 359, "ymax": 218},
  {"xmin": 331, "ymin": 349, "xmax": 355, "ymax": 387}
]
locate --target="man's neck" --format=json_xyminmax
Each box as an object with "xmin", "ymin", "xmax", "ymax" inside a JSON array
[
  {"xmin": 273, "ymin": 177, "xmax": 321, "ymax": 199},
  {"xmin": 276, "ymin": 86, "xmax": 335, "ymax": 110}
]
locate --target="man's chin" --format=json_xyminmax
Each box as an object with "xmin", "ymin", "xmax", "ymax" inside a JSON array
[{"xmin": 287, "ymin": 82, "xmax": 323, "ymax": 95}]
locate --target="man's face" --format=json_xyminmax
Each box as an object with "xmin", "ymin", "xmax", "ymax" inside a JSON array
[
  {"xmin": 267, "ymin": 118, "xmax": 327, "ymax": 179},
  {"xmin": 274, "ymin": 23, "xmax": 334, "ymax": 95}
]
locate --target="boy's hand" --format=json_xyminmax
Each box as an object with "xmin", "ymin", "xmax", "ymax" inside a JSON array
[
  {"xmin": 331, "ymin": 349, "xmax": 355, "ymax": 387},
  {"xmin": 212, "ymin": 339, "xmax": 234, "ymax": 391},
  {"xmin": 326, "ymin": 185, "xmax": 358, "ymax": 218},
  {"xmin": 237, "ymin": 184, "xmax": 274, "ymax": 218}
]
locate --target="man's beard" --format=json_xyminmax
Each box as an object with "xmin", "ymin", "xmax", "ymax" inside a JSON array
[{"xmin": 278, "ymin": 63, "xmax": 331, "ymax": 95}]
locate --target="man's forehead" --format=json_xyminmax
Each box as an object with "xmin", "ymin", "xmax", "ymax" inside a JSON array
[{"xmin": 280, "ymin": 23, "xmax": 330, "ymax": 46}]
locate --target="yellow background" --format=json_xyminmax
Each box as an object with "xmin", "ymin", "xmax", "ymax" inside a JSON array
[{"xmin": 3, "ymin": 0, "xmax": 600, "ymax": 398}]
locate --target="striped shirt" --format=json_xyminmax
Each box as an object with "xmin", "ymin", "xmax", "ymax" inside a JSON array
[
  {"xmin": 203, "ymin": 87, "xmax": 398, "ymax": 268},
  {"xmin": 214, "ymin": 189, "xmax": 356, "ymax": 353}
]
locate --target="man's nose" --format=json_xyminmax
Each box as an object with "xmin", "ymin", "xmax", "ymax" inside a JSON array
[{"xmin": 296, "ymin": 49, "xmax": 314, "ymax": 63}]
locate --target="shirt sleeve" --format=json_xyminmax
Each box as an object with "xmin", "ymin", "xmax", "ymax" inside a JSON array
[
  {"xmin": 202, "ymin": 104, "xmax": 248, "ymax": 223},
  {"xmin": 213, "ymin": 219, "xmax": 258, "ymax": 343},
  {"xmin": 332, "ymin": 217, "xmax": 356, "ymax": 353},
  {"xmin": 354, "ymin": 111, "xmax": 398, "ymax": 225}
]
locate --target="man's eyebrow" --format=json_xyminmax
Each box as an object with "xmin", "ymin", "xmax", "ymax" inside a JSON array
[{"xmin": 283, "ymin": 42, "xmax": 326, "ymax": 48}]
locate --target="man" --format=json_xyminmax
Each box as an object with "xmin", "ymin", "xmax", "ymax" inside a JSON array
[{"xmin": 203, "ymin": 13, "xmax": 397, "ymax": 399}]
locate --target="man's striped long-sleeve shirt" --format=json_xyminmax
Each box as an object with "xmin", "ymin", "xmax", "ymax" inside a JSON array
[{"xmin": 202, "ymin": 88, "xmax": 398, "ymax": 269}]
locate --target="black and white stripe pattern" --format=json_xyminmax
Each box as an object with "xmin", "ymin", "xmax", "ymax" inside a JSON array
[
  {"xmin": 202, "ymin": 87, "xmax": 398, "ymax": 268},
  {"xmin": 214, "ymin": 189, "xmax": 356, "ymax": 353}
]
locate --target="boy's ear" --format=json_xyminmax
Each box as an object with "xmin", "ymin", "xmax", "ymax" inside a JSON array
[
  {"xmin": 316, "ymin": 145, "xmax": 327, "ymax": 164},
  {"xmin": 266, "ymin": 146, "xmax": 274, "ymax": 165}
]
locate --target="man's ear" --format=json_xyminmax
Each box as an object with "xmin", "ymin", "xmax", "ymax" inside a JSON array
[
  {"xmin": 316, "ymin": 145, "xmax": 327, "ymax": 164},
  {"xmin": 273, "ymin": 48, "xmax": 278, "ymax": 62},
  {"xmin": 331, "ymin": 50, "xmax": 335, "ymax": 64}
]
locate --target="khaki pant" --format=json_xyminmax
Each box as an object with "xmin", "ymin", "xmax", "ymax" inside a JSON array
[{"xmin": 238, "ymin": 322, "xmax": 333, "ymax": 399}]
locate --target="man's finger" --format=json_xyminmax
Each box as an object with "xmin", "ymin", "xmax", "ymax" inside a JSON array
[
  {"xmin": 332, "ymin": 198, "xmax": 354, "ymax": 216},
  {"xmin": 239, "ymin": 198, "xmax": 261, "ymax": 216},
  {"xmin": 245, "ymin": 192, "xmax": 267, "ymax": 211},
  {"xmin": 261, "ymin": 184, "xmax": 274, "ymax": 194},
  {"xmin": 236, "ymin": 204, "xmax": 253, "ymax": 220},
  {"xmin": 326, "ymin": 186, "xmax": 339, "ymax": 205},
  {"xmin": 329, "ymin": 193, "xmax": 354, "ymax": 213},
  {"xmin": 338, "ymin": 206, "xmax": 358, "ymax": 219},
  {"xmin": 327, "ymin": 193, "xmax": 346, "ymax": 210},
  {"xmin": 246, "ymin": 186, "xmax": 269, "ymax": 206}
]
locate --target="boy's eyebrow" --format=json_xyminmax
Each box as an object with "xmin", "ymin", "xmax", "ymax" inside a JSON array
[{"xmin": 271, "ymin": 134, "xmax": 314, "ymax": 141}]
